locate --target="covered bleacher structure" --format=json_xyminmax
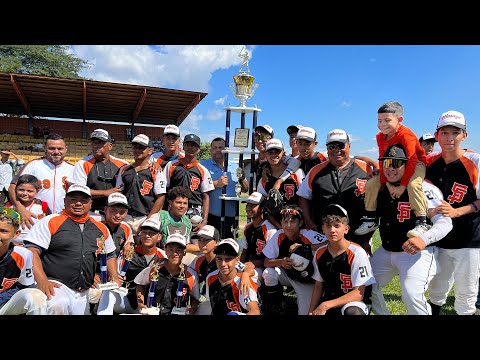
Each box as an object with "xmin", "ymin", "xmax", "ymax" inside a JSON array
[{"xmin": 0, "ymin": 72, "xmax": 208, "ymax": 164}]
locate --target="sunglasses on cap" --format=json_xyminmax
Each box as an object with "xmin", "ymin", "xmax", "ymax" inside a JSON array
[
  {"xmin": 255, "ymin": 132, "xmax": 272, "ymax": 142},
  {"xmin": 326, "ymin": 143, "xmax": 346, "ymax": 151},
  {"xmin": 0, "ymin": 207, "xmax": 21, "ymax": 222},
  {"xmin": 382, "ymin": 158, "xmax": 406, "ymax": 169},
  {"xmin": 280, "ymin": 208, "xmax": 302, "ymax": 217}
]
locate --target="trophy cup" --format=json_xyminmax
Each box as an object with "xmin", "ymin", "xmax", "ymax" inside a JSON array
[
  {"xmin": 96, "ymin": 235, "xmax": 119, "ymax": 291},
  {"xmin": 142, "ymin": 263, "xmax": 160, "ymax": 315},
  {"xmin": 229, "ymin": 47, "xmax": 259, "ymax": 108},
  {"xmin": 171, "ymin": 265, "xmax": 188, "ymax": 315},
  {"xmin": 114, "ymin": 244, "xmax": 136, "ymax": 295}
]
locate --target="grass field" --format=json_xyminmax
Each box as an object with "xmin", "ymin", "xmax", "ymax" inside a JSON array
[{"xmin": 238, "ymin": 203, "xmax": 456, "ymax": 315}]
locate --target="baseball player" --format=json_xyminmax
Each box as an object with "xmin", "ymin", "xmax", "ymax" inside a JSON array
[
  {"xmin": 9, "ymin": 133, "xmax": 73, "ymax": 227},
  {"xmin": 71, "ymin": 129, "xmax": 129, "ymax": 213},
  {"xmin": 260, "ymin": 205, "xmax": 326, "ymax": 315},
  {"xmin": 0, "ymin": 208, "xmax": 47, "ymax": 315},
  {"xmin": 206, "ymin": 238, "xmax": 261, "ymax": 315},
  {"xmin": 294, "ymin": 127, "xmax": 327, "ymax": 174},
  {"xmin": 239, "ymin": 192, "xmax": 277, "ymax": 283},
  {"xmin": 97, "ymin": 216, "xmax": 166, "ymax": 315},
  {"xmin": 150, "ymin": 124, "xmax": 185, "ymax": 169},
  {"xmin": 135, "ymin": 233, "xmax": 200, "ymax": 315},
  {"xmin": 116, "ymin": 134, "xmax": 167, "ymax": 234},
  {"xmin": 286, "ymin": 124, "xmax": 303, "ymax": 157},
  {"xmin": 308, "ymin": 204, "xmax": 375, "ymax": 316},
  {"xmin": 24, "ymin": 184, "xmax": 122, "ymax": 315},
  {"xmin": 425, "ymin": 111, "xmax": 480, "ymax": 315},
  {"xmin": 369, "ymin": 144, "xmax": 453, "ymax": 315}
]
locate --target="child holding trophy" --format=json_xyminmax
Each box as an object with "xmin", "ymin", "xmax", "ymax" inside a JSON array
[{"xmin": 135, "ymin": 233, "xmax": 200, "ymax": 315}]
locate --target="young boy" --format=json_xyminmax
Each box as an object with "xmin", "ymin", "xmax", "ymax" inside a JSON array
[
  {"xmin": 308, "ymin": 204, "xmax": 375, "ymax": 316},
  {"xmin": 6, "ymin": 174, "xmax": 51, "ymax": 244},
  {"xmin": 97, "ymin": 216, "xmax": 165, "ymax": 315},
  {"xmin": 0, "ymin": 208, "xmax": 47, "ymax": 315},
  {"xmin": 419, "ymin": 133, "xmax": 437, "ymax": 156},
  {"xmin": 355, "ymin": 101, "xmax": 428, "ymax": 236},
  {"xmin": 206, "ymin": 238, "xmax": 261, "ymax": 315}
]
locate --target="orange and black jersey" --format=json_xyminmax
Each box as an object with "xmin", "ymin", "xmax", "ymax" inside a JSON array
[
  {"xmin": 426, "ymin": 150, "xmax": 480, "ymax": 248},
  {"xmin": 206, "ymin": 271, "xmax": 259, "ymax": 315},
  {"xmin": 240, "ymin": 220, "xmax": 276, "ymax": 262},
  {"xmin": 297, "ymin": 151, "xmax": 327, "ymax": 174},
  {"xmin": 104, "ymin": 222, "xmax": 133, "ymax": 256},
  {"xmin": 0, "ymin": 243, "xmax": 34, "ymax": 300},
  {"xmin": 189, "ymin": 254, "xmax": 217, "ymax": 295},
  {"xmin": 71, "ymin": 155, "xmax": 129, "ymax": 211},
  {"xmin": 313, "ymin": 242, "xmax": 375, "ymax": 315},
  {"xmin": 24, "ymin": 213, "xmax": 115, "ymax": 291}
]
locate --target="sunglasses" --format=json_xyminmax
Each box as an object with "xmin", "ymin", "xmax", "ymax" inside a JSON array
[
  {"xmin": 255, "ymin": 133, "xmax": 272, "ymax": 142},
  {"xmin": 326, "ymin": 143, "xmax": 346, "ymax": 151},
  {"xmin": 96, "ymin": 162, "xmax": 115, "ymax": 182},
  {"xmin": 266, "ymin": 148, "xmax": 282, "ymax": 155},
  {"xmin": 382, "ymin": 158, "xmax": 406, "ymax": 169},
  {"xmin": 0, "ymin": 207, "xmax": 21, "ymax": 223},
  {"xmin": 280, "ymin": 208, "xmax": 301, "ymax": 217}
]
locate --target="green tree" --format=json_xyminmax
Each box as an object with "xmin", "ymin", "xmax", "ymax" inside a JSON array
[
  {"xmin": 198, "ymin": 142, "xmax": 211, "ymax": 161},
  {"xmin": 0, "ymin": 45, "xmax": 90, "ymax": 78}
]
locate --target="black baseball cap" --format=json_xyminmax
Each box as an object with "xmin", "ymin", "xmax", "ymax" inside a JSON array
[
  {"xmin": 322, "ymin": 204, "xmax": 349, "ymax": 224},
  {"xmin": 183, "ymin": 134, "xmax": 201, "ymax": 147},
  {"xmin": 379, "ymin": 144, "xmax": 408, "ymax": 161}
]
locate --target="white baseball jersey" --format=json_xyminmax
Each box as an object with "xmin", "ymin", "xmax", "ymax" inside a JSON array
[
  {"xmin": 15, "ymin": 158, "xmax": 74, "ymax": 214},
  {"xmin": 262, "ymin": 228, "xmax": 326, "ymax": 260}
]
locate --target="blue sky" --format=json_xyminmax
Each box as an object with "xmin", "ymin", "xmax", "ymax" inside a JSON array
[{"xmin": 71, "ymin": 45, "xmax": 480, "ymax": 157}]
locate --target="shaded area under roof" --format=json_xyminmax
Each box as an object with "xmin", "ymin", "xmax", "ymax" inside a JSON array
[{"xmin": 0, "ymin": 72, "xmax": 208, "ymax": 126}]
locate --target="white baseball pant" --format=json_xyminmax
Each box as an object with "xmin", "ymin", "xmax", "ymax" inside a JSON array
[
  {"xmin": 0, "ymin": 288, "xmax": 47, "ymax": 315},
  {"xmin": 97, "ymin": 290, "xmax": 138, "ymax": 315}
]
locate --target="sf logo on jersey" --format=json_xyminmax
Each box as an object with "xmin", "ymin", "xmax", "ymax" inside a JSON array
[
  {"xmin": 447, "ymin": 182, "xmax": 468, "ymax": 204},
  {"xmin": 397, "ymin": 202, "xmax": 411, "ymax": 222}
]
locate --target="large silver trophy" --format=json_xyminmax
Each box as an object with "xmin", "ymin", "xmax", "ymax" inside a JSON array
[{"xmin": 229, "ymin": 47, "xmax": 259, "ymax": 108}]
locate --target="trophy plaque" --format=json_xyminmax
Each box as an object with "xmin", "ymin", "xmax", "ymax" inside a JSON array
[
  {"xmin": 234, "ymin": 128, "xmax": 249, "ymax": 148},
  {"xmin": 96, "ymin": 235, "xmax": 119, "ymax": 291},
  {"xmin": 144, "ymin": 262, "xmax": 160, "ymax": 314}
]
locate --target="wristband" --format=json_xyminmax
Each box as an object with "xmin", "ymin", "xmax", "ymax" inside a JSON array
[{"xmin": 471, "ymin": 202, "xmax": 479, "ymax": 213}]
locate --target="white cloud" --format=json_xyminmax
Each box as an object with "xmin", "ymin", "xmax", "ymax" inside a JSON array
[
  {"xmin": 72, "ymin": 45, "xmax": 249, "ymax": 92},
  {"xmin": 214, "ymin": 95, "xmax": 228, "ymax": 107},
  {"xmin": 363, "ymin": 147, "xmax": 378, "ymax": 154},
  {"xmin": 340, "ymin": 100, "xmax": 352, "ymax": 108}
]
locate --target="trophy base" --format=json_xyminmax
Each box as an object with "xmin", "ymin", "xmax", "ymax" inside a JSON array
[
  {"xmin": 141, "ymin": 307, "xmax": 159, "ymax": 315},
  {"xmin": 171, "ymin": 306, "xmax": 188, "ymax": 315},
  {"xmin": 224, "ymin": 106, "xmax": 262, "ymax": 113},
  {"xmin": 112, "ymin": 287, "xmax": 129, "ymax": 295},
  {"xmin": 220, "ymin": 195, "xmax": 250, "ymax": 202},
  {"xmin": 97, "ymin": 282, "xmax": 119, "ymax": 291},
  {"xmin": 221, "ymin": 148, "xmax": 259, "ymax": 155}
]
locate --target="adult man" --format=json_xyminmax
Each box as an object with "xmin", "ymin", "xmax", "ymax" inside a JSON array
[
  {"xmin": 163, "ymin": 134, "xmax": 214, "ymax": 231},
  {"xmin": 419, "ymin": 133, "xmax": 437, "ymax": 156},
  {"xmin": 200, "ymin": 137, "xmax": 248, "ymax": 238},
  {"xmin": 150, "ymin": 124, "xmax": 185, "ymax": 168},
  {"xmin": 24, "ymin": 184, "xmax": 122, "ymax": 315},
  {"xmin": 9, "ymin": 133, "xmax": 74, "ymax": 227},
  {"xmin": 286, "ymin": 124, "xmax": 303, "ymax": 157},
  {"xmin": 71, "ymin": 129, "xmax": 129, "ymax": 213},
  {"xmin": 425, "ymin": 110, "xmax": 480, "ymax": 315},
  {"xmin": 117, "ymin": 134, "xmax": 166, "ymax": 234},
  {"xmin": 369, "ymin": 144, "xmax": 453, "ymax": 315},
  {"xmin": 294, "ymin": 127, "xmax": 327, "ymax": 174},
  {"xmin": 0, "ymin": 150, "xmax": 19, "ymax": 204},
  {"xmin": 298, "ymin": 128, "xmax": 375, "ymax": 253}
]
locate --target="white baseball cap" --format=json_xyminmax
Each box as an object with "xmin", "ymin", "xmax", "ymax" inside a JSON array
[
  {"xmin": 165, "ymin": 233, "xmax": 187, "ymax": 247},
  {"xmin": 255, "ymin": 125, "xmax": 274, "ymax": 136},
  {"xmin": 66, "ymin": 183, "xmax": 91, "ymax": 197},
  {"xmin": 419, "ymin": 133, "xmax": 437, "ymax": 143},
  {"xmin": 214, "ymin": 238, "xmax": 240, "ymax": 256},
  {"xmin": 242, "ymin": 192, "xmax": 264, "ymax": 205},
  {"xmin": 326, "ymin": 129, "xmax": 350, "ymax": 144},
  {"xmin": 106, "ymin": 193, "xmax": 129, "ymax": 208},
  {"xmin": 436, "ymin": 110, "xmax": 466, "ymax": 131},
  {"xmin": 163, "ymin": 124, "xmax": 180, "ymax": 137},
  {"xmin": 296, "ymin": 127, "xmax": 316, "ymax": 142},
  {"xmin": 265, "ymin": 138, "xmax": 284, "ymax": 151},
  {"xmin": 89, "ymin": 129, "xmax": 112, "ymax": 142},
  {"xmin": 191, "ymin": 225, "xmax": 220, "ymax": 241},
  {"xmin": 140, "ymin": 217, "xmax": 161, "ymax": 232},
  {"xmin": 131, "ymin": 134, "xmax": 152, "ymax": 147}
]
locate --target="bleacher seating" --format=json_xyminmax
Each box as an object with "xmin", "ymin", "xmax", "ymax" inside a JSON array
[{"xmin": 0, "ymin": 134, "xmax": 134, "ymax": 165}]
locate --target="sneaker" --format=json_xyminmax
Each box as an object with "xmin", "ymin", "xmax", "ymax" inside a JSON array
[
  {"xmin": 354, "ymin": 217, "xmax": 380, "ymax": 235},
  {"xmin": 406, "ymin": 220, "xmax": 432, "ymax": 238}
]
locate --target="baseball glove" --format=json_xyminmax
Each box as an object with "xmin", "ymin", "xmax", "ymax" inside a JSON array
[{"xmin": 262, "ymin": 188, "xmax": 284, "ymax": 219}]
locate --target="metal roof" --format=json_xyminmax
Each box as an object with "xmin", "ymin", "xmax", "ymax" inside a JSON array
[{"xmin": 0, "ymin": 72, "xmax": 207, "ymax": 126}]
